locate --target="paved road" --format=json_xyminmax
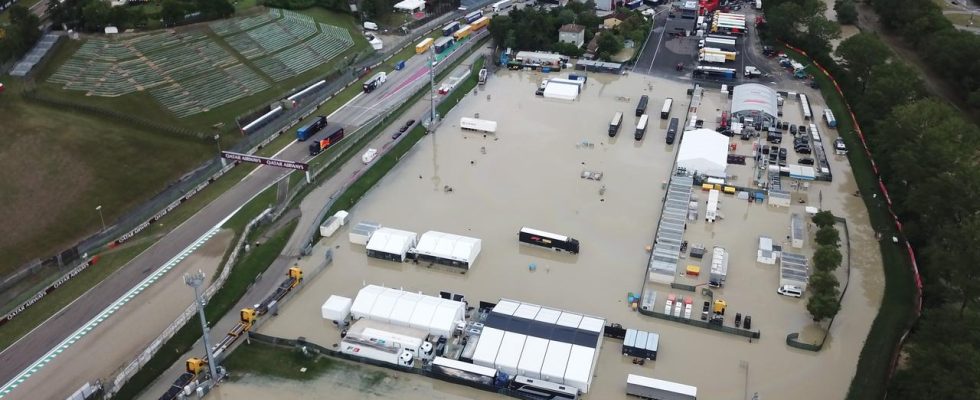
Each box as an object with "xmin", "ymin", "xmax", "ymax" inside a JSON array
[
  {"xmin": 0, "ymin": 26, "xmax": 470, "ymax": 400},
  {"xmin": 134, "ymin": 46, "xmax": 489, "ymax": 400}
]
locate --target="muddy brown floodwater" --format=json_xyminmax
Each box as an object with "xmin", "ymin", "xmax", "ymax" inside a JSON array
[{"xmin": 234, "ymin": 70, "xmax": 884, "ymax": 400}]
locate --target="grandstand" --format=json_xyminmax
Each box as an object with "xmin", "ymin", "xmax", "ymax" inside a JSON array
[
  {"xmin": 46, "ymin": 8, "xmax": 357, "ymax": 117},
  {"xmin": 253, "ymin": 23, "xmax": 354, "ymax": 81}
]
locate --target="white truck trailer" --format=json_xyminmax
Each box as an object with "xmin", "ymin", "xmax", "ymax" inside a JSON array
[
  {"xmin": 626, "ymin": 374, "xmax": 697, "ymax": 400},
  {"xmin": 708, "ymin": 246, "xmax": 729, "ymax": 287}
]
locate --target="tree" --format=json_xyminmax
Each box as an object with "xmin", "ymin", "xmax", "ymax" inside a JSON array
[
  {"xmin": 596, "ymin": 32, "xmax": 623, "ymax": 61},
  {"xmin": 160, "ymin": 0, "xmax": 186, "ymax": 26},
  {"xmin": 806, "ymin": 289, "xmax": 841, "ymax": 321},
  {"xmin": 81, "ymin": 0, "xmax": 111, "ymax": 31},
  {"xmin": 813, "ymin": 245, "xmax": 842, "ymax": 272},
  {"xmin": 834, "ymin": 0, "xmax": 857, "ymax": 24},
  {"xmin": 802, "ymin": 16, "xmax": 840, "ymax": 58},
  {"xmin": 835, "ymin": 33, "xmax": 891, "ymax": 90},
  {"xmin": 815, "ymin": 226, "xmax": 841, "ymax": 247},
  {"xmin": 889, "ymin": 309, "xmax": 980, "ymax": 399},
  {"xmin": 858, "ymin": 61, "xmax": 925, "ymax": 120},
  {"xmin": 811, "ymin": 210, "xmax": 836, "ymax": 228},
  {"xmin": 767, "ymin": 2, "xmax": 804, "ymax": 40},
  {"xmin": 928, "ymin": 214, "xmax": 980, "ymax": 316},
  {"xmin": 808, "ymin": 270, "xmax": 840, "ymax": 294}
]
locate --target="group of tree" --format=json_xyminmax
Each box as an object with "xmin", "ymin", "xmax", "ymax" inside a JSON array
[
  {"xmin": 763, "ymin": 1, "xmax": 980, "ymax": 396},
  {"xmin": 487, "ymin": 1, "xmax": 649, "ymax": 61},
  {"xmin": 0, "ymin": 5, "xmax": 41, "ymax": 63},
  {"xmin": 870, "ymin": 0, "xmax": 980, "ymax": 108},
  {"xmin": 45, "ymin": 0, "xmax": 234, "ymax": 31},
  {"xmin": 806, "ymin": 211, "xmax": 843, "ymax": 321}
]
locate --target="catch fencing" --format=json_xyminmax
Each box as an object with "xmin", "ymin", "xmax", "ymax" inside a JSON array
[
  {"xmin": 0, "ymin": 10, "xmax": 465, "ymax": 320},
  {"xmin": 102, "ymin": 209, "xmax": 271, "ymax": 399}
]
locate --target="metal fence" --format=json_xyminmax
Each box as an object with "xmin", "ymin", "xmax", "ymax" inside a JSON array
[
  {"xmin": 0, "ymin": 10, "xmax": 466, "ymax": 316},
  {"xmin": 102, "ymin": 209, "xmax": 271, "ymax": 398}
]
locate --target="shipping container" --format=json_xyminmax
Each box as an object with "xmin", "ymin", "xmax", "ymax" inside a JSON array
[
  {"xmin": 434, "ymin": 36, "xmax": 455, "ymax": 54},
  {"xmin": 609, "ymin": 111, "xmax": 623, "ymax": 137},
  {"xmin": 454, "ymin": 24, "xmax": 472, "ymax": 40},
  {"xmin": 661, "ymin": 98, "xmax": 673, "ymax": 119},
  {"xmin": 471, "ymin": 16, "xmax": 490, "ymax": 31},
  {"xmin": 635, "ymin": 114, "xmax": 649, "ymax": 140},
  {"xmin": 709, "ymin": 246, "xmax": 728, "ymax": 287}
]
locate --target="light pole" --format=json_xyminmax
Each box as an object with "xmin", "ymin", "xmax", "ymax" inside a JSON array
[
  {"xmin": 429, "ymin": 44, "xmax": 437, "ymax": 130},
  {"xmin": 215, "ymin": 134, "xmax": 226, "ymax": 167},
  {"xmin": 185, "ymin": 270, "xmax": 220, "ymax": 384},
  {"xmin": 95, "ymin": 205, "xmax": 106, "ymax": 233}
]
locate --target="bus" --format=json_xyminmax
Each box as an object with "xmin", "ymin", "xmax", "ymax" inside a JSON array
[
  {"xmin": 470, "ymin": 16, "xmax": 490, "ymax": 31},
  {"xmin": 666, "ymin": 117, "xmax": 678, "ymax": 144},
  {"xmin": 511, "ymin": 376, "xmax": 579, "ymax": 400},
  {"xmin": 800, "ymin": 93, "xmax": 813, "ymax": 120},
  {"xmin": 635, "ymin": 114, "xmax": 649, "ymax": 140},
  {"xmin": 430, "ymin": 357, "xmax": 501, "ymax": 388},
  {"xmin": 609, "ymin": 111, "xmax": 623, "ymax": 137},
  {"xmin": 492, "ymin": 0, "xmax": 511, "ymax": 12},
  {"xmin": 416, "ymin": 38, "xmax": 434, "ymax": 54},
  {"xmin": 660, "ymin": 98, "xmax": 673, "ymax": 119},
  {"xmin": 823, "ymin": 108, "xmax": 837, "ymax": 128},
  {"xmin": 453, "ymin": 25, "xmax": 472, "ymax": 41},
  {"xmin": 519, "ymin": 227, "xmax": 580, "ymax": 254},
  {"xmin": 464, "ymin": 10, "xmax": 483, "ymax": 23},
  {"xmin": 635, "ymin": 95, "xmax": 649, "ymax": 117}
]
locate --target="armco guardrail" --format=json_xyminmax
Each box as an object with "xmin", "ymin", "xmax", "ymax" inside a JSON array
[
  {"xmin": 0, "ymin": 11, "xmax": 465, "ymax": 320},
  {"xmin": 103, "ymin": 208, "xmax": 271, "ymax": 398}
]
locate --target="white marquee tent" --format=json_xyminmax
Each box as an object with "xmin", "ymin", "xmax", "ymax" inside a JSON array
[
  {"xmin": 394, "ymin": 0, "xmax": 425, "ymax": 12},
  {"xmin": 413, "ymin": 231, "xmax": 482, "ymax": 269},
  {"xmin": 350, "ymin": 285, "xmax": 465, "ymax": 337},
  {"xmin": 676, "ymin": 129, "xmax": 729, "ymax": 178}
]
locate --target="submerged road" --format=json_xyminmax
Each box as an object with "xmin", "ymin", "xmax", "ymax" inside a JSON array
[{"xmin": 0, "ymin": 20, "xmax": 465, "ymax": 400}]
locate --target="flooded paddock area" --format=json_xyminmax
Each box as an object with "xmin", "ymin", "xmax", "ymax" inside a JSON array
[{"xmin": 242, "ymin": 70, "xmax": 884, "ymax": 400}]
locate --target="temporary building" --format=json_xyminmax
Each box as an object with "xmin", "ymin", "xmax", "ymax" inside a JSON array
[
  {"xmin": 767, "ymin": 190, "xmax": 791, "ymax": 207},
  {"xmin": 757, "ymin": 236, "xmax": 778, "ymax": 264},
  {"xmin": 780, "ymin": 252, "xmax": 809, "ymax": 291},
  {"xmin": 321, "ymin": 295, "xmax": 353, "ymax": 323},
  {"xmin": 676, "ymin": 129, "xmax": 729, "ymax": 178},
  {"xmin": 543, "ymin": 82, "xmax": 580, "ymax": 101},
  {"xmin": 366, "ymin": 227, "xmax": 418, "ymax": 262},
  {"xmin": 731, "ymin": 83, "xmax": 778, "ymax": 125},
  {"xmin": 790, "ymin": 213, "xmax": 805, "ymax": 249},
  {"xmin": 349, "ymin": 285, "xmax": 465, "ymax": 337},
  {"xmin": 648, "ymin": 175, "xmax": 694, "ymax": 284},
  {"xmin": 472, "ymin": 299, "xmax": 605, "ymax": 393},
  {"xmin": 413, "ymin": 231, "xmax": 482, "ymax": 269},
  {"xmin": 349, "ymin": 221, "xmax": 381, "ymax": 245},
  {"xmin": 789, "ymin": 165, "xmax": 817, "ymax": 181},
  {"xmin": 394, "ymin": 0, "xmax": 425, "ymax": 12}
]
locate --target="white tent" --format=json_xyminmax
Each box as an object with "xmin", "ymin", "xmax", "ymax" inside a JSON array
[
  {"xmin": 543, "ymin": 82, "xmax": 579, "ymax": 100},
  {"xmin": 321, "ymin": 295, "xmax": 353, "ymax": 322},
  {"xmin": 366, "ymin": 227, "xmax": 417, "ymax": 262},
  {"xmin": 350, "ymin": 285, "xmax": 465, "ymax": 337},
  {"xmin": 676, "ymin": 129, "xmax": 729, "ymax": 178},
  {"xmin": 732, "ymin": 83, "xmax": 778, "ymax": 123},
  {"xmin": 394, "ymin": 0, "xmax": 425, "ymax": 12},
  {"xmin": 413, "ymin": 231, "xmax": 482, "ymax": 269}
]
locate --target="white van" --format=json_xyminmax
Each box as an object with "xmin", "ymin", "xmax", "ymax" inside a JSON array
[
  {"xmin": 777, "ymin": 285, "xmax": 803, "ymax": 298},
  {"xmin": 363, "ymin": 21, "xmax": 379, "ymax": 31}
]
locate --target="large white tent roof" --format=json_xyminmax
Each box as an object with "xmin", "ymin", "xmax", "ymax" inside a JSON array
[
  {"xmin": 366, "ymin": 227, "xmax": 417, "ymax": 257},
  {"xmin": 414, "ymin": 231, "xmax": 482, "ymax": 266},
  {"xmin": 350, "ymin": 285, "xmax": 465, "ymax": 337},
  {"xmin": 543, "ymin": 82, "xmax": 579, "ymax": 100},
  {"xmin": 676, "ymin": 129, "xmax": 729, "ymax": 178},
  {"xmin": 732, "ymin": 83, "xmax": 778, "ymax": 120},
  {"xmin": 394, "ymin": 0, "xmax": 425, "ymax": 11}
]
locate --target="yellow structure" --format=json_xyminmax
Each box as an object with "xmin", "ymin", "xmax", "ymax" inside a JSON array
[
  {"xmin": 186, "ymin": 358, "xmax": 207, "ymax": 377},
  {"xmin": 685, "ymin": 265, "xmax": 701, "ymax": 276},
  {"xmin": 470, "ymin": 16, "xmax": 490, "ymax": 31},
  {"xmin": 288, "ymin": 266, "xmax": 303, "ymax": 288},
  {"xmin": 453, "ymin": 25, "xmax": 472, "ymax": 41},
  {"xmin": 416, "ymin": 38, "xmax": 434, "ymax": 54},
  {"xmin": 713, "ymin": 299, "xmax": 727, "ymax": 314}
]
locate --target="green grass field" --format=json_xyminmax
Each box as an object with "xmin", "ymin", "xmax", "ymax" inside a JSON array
[
  {"xmin": 0, "ymin": 79, "xmax": 213, "ymax": 273},
  {"xmin": 0, "ymin": 239, "xmax": 154, "ymax": 352},
  {"xmin": 223, "ymin": 341, "xmax": 342, "ymax": 381}
]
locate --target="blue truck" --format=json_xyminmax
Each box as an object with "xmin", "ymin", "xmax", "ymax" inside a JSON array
[{"xmin": 297, "ymin": 116, "xmax": 328, "ymax": 141}]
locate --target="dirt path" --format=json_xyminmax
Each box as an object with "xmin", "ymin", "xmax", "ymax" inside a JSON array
[{"xmin": 854, "ymin": 3, "xmax": 977, "ymax": 121}]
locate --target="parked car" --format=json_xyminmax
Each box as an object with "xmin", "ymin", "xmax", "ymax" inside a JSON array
[
  {"xmin": 778, "ymin": 147, "xmax": 787, "ymax": 160},
  {"xmin": 777, "ymin": 285, "xmax": 803, "ymax": 298},
  {"xmin": 798, "ymin": 157, "xmax": 815, "ymax": 165},
  {"xmin": 795, "ymin": 146, "xmax": 812, "ymax": 154},
  {"xmin": 392, "ymin": 131, "xmax": 402, "ymax": 140},
  {"xmin": 789, "ymin": 124, "xmax": 797, "ymax": 135}
]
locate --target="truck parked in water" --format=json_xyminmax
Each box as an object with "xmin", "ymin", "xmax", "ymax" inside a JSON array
[
  {"xmin": 296, "ymin": 115, "xmax": 327, "ymax": 141},
  {"xmin": 626, "ymin": 374, "xmax": 697, "ymax": 400},
  {"xmin": 363, "ymin": 72, "xmax": 387, "ymax": 93}
]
